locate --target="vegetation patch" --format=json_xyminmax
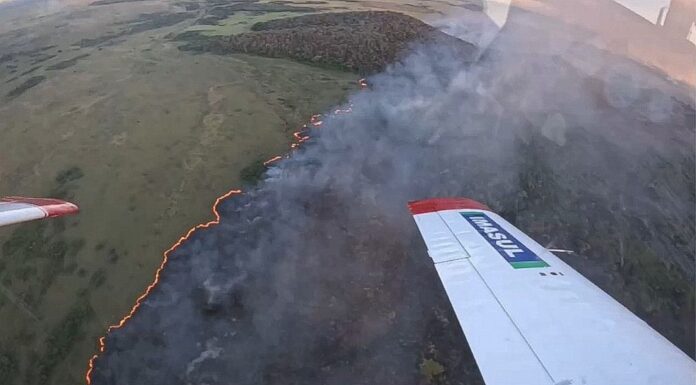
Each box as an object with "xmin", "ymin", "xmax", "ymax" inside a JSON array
[
  {"xmin": 0, "ymin": 167, "xmax": 87, "ymax": 315},
  {"xmin": 178, "ymin": 11, "xmax": 477, "ymax": 73},
  {"xmin": 621, "ymin": 240, "xmax": 694, "ymax": 314},
  {"xmin": 182, "ymin": 9, "xmax": 313, "ymax": 36},
  {"xmin": 0, "ymin": 349, "xmax": 18, "ymax": 385},
  {"xmin": 6, "ymin": 75, "xmax": 45, "ymax": 99},
  {"xmin": 89, "ymin": 268, "xmax": 107, "ymax": 288},
  {"xmin": 46, "ymin": 54, "xmax": 90, "ymax": 71},
  {"xmin": 78, "ymin": 12, "xmax": 196, "ymax": 47},
  {"xmin": 1, "ymin": 221, "xmax": 47, "ymax": 257},
  {"xmin": 1, "ymin": 220, "xmax": 85, "ymax": 308},
  {"xmin": 37, "ymin": 301, "xmax": 94, "ymax": 385},
  {"xmin": 1, "ymin": 45, "xmax": 57, "ymax": 70},
  {"xmin": 420, "ymin": 358, "xmax": 445, "ymax": 384},
  {"xmin": 51, "ymin": 166, "xmax": 84, "ymax": 199},
  {"xmin": 55, "ymin": 166, "xmax": 84, "ymax": 185},
  {"xmin": 19, "ymin": 65, "xmax": 42, "ymax": 76},
  {"xmin": 239, "ymin": 159, "xmax": 268, "ymax": 185},
  {"xmin": 30, "ymin": 54, "xmax": 56, "ymax": 65}
]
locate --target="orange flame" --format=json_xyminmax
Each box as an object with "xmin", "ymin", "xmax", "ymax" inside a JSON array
[
  {"xmin": 309, "ymin": 114, "xmax": 323, "ymax": 127},
  {"xmin": 263, "ymin": 156, "xmax": 283, "ymax": 166},
  {"xmin": 85, "ymin": 189, "xmax": 242, "ymax": 384}
]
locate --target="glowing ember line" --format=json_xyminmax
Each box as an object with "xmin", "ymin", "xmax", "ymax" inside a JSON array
[
  {"xmin": 310, "ymin": 114, "xmax": 323, "ymax": 127},
  {"xmin": 85, "ymin": 189, "xmax": 242, "ymax": 384},
  {"xmin": 263, "ymin": 156, "xmax": 283, "ymax": 166}
]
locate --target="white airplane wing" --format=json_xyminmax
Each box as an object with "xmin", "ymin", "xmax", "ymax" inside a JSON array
[
  {"xmin": 408, "ymin": 197, "xmax": 695, "ymax": 385},
  {"xmin": 0, "ymin": 196, "xmax": 79, "ymax": 227}
]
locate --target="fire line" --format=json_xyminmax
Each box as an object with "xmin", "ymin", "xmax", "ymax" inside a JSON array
[
  {"xmin": 84, "ymin": 78, "xmax": 367, "ymax": 384},
  {"xmin": 85, "ymin": 188, "xmax": 242, "ymax": 384}
]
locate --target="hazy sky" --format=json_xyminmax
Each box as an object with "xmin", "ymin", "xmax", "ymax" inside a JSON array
[
  {"xmin": 0, "ymin": 0, "xmax": 678, "ymax": 24},
  {"xmin": 487, "ymin": 0, "xmax": 673, "ymax": 27},
  {"xmin": 614, "ymin": 0, "xmax": 671, "ymax": 23}
]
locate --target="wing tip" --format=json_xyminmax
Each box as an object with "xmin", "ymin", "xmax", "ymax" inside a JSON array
[
  {"xmin": 408, "ymin": 197, "xmax": 490, "ymax": 215},
  {"xmin": 1, "ymin": 196, "xmax": 79, "ymax": 217}
]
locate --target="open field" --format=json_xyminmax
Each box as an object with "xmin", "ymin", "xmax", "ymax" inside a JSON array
[{"xmin": 179, "ymin": 0, "xmax": 483, "ymax": 36}]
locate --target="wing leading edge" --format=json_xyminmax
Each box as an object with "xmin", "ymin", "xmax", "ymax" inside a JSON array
[
  {"xmin": 0, "ymin": 196, "xmax": 79, "ymax": 227},
  {"xmin": 408, "ymin": 197, "xmax": 695, "ymax": 385}
]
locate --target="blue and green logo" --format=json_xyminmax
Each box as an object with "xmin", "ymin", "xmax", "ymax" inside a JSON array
[{"xmin": 461, "ymin": 212, "xmax": 548, "ymax": 269}]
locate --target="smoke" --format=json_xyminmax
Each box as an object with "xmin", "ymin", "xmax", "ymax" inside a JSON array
[{"xmin": 90, "ymin": 5, "xmax": 695, "ymax": 385}]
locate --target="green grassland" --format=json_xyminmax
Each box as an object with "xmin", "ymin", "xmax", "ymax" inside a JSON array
[{"xmin": 0, "ymin": 1, "xmax": 380, "ymax": 383}]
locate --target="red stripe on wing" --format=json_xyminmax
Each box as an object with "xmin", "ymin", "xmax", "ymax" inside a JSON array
[
  {"xmin": 408, "ymin": 197, "xmax": 490, "ymax": 215},
  {"xmin": 1, "ymin": 196, "xmax": 79, "ymax": 217}
]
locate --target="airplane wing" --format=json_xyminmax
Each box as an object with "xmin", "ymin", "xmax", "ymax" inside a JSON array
[
  {"xmin": 0, "ymin": 196, "xmax": 79, "ymax": 227},
  {"xmin": 408, "ymin": 197, "xmax": 695, "ymax": 385}
]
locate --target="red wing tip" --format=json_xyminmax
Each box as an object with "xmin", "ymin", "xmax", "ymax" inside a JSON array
[
  {"xmin": 1, "ymin": 196, "xmax": 79, "ymax": 217},
  {"xmin": 408, "ymin": 197, "xmax": 491, "ymax": 215}
]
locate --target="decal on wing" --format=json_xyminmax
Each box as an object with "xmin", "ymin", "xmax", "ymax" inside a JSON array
[{"xmin": 460, "ymin": 212, "xmax": 548, "ymax": 269}]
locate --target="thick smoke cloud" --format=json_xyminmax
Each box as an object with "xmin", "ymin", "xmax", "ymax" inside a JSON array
[{"xmin": 91, "ymin": 7, "xmax": 695, "ymax": 385}]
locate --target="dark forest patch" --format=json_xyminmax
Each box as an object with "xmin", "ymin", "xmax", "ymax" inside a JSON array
[{"xmin": 178, "ymin": 11, "xmax": 477, "ymax": 74}]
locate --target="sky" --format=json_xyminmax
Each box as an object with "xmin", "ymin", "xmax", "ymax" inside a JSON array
[
  {"xmin": 614, "ymin": 0, "xmax": 671, "ymax": 23},
  {"xmin": 486, "ymin": 0, "xmax": 673, "ymax": 27},
  {"xmin": 0, "ymin": 0, "xmax": 678, "ymax": 24}
]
